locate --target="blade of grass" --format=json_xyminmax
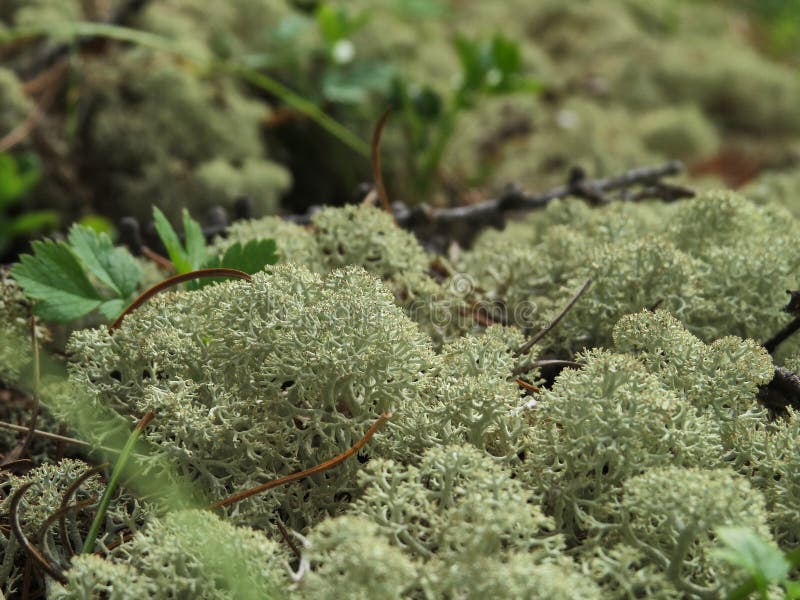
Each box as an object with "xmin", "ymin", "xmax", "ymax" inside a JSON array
[
  {"xmin": 19, "ymin": 318, "xmax": 40, "ymax": 457},
  {"xmin": 81, "ymin": 412, "xmax": 154, "ymax": 554}
]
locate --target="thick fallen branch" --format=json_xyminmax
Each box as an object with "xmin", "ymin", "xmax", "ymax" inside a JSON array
[
  {"xmin": 121, "ymin": 163, "xmax": 692, "ymax": 256},
  {"xmin": 763, "ymin": 290, "xmax": 800, "ymax": 355},
  {"xmin": 758, "ymin": 366, "xmax": 800, "ymax": 413}
]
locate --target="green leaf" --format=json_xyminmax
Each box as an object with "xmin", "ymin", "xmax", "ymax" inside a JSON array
[
  {"xmin": 412, "ymin": 86, "xmax": 443, "ymax": 120},
  {"xmin": 153, "ymin": 206, "xmax": 191, "ymax": 274},
  {"xmin": 182, "ymin": 208, "xmax": 207, "ymax": 270},
  {"xmin": 68, "ymin": 224, "xmax": 140, "ymax": 297},
  {"xmin": 455, "ymin": 35, "xmax": 485, "ymax": 94},
  {"xmin": 490, "ymin": 34, "xmax": 522, "ymax": 80},
  {"xmin": 198, "ymin": 239, "xmax": 278, "ymax": 288},
  {"xmin": 784, "ymin": 580, "xmax": 800, "ymax": 599},
  {"xmin": 98, "ymin": 298, "xmax": 127, "ymax": 320},
  {"xmin": 220, "ymin": 238, "xmax": 278, "ymax": 273},
  {"xmin": 713, "ymin": 527, "xmax": 790, "ymax": 594},
  {"xmin": 11, "ymin": 239, "xmax": 104, "ymax": 323},
  {"xmin": 316, "ymin": 4, "xmax": 347, "ymax": 45},
  {"xmin": 7, "ymin": 210, "xmax": 58, "ymax": 235},
  {"xmin": 78, "ymin": 214, "xmax": 114, "ymax": 235},
  {"xmin": 0, "ymin": 152, "xmax": 40, "ymax": 209}
]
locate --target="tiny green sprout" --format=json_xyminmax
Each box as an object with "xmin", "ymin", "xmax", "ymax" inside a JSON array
[
  {"xmin": 82, "ymin": 412, "xmax": 155, "ymax": 554},
  {"xmin": 716, "ymin": 526, "xmax": 800, "ymax": 600},
  {"xmin": 153, "ymin": 206, "xmax": 278, "ymax": 288}
]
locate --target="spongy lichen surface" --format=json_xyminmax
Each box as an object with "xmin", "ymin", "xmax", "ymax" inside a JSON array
[
  {"xmin": 67, "ymin": 264, "xmax": 435, "ymax": 530},
  {"xmin": 1, "ymin": 187, "xmax": 796, "ymax": 597}
]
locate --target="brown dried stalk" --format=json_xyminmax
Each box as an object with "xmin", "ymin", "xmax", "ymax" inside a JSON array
[
  {"xmin": 515, "ymin": 278, "xmax": 592, "ymax": 357},
  {"xmin": 209, "ymin": 413, "xmax": 391, "ymax": 510},
  {"xmin": 10, "ymin": 482, "xmax": 68, "ymax": 584},
  {"xmin": 371, "ymin": 107, "xmax": 393, "ymax": 216},
  {"xmin": 108, "ymin": 268, "xmax": 252, "ymax": 332}
]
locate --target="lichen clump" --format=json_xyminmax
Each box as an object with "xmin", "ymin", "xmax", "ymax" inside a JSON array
[
  {"xmin": 1, "ymin": 181, "xmax": 797, "ymax": 598},
  {"xmin": 67, "ymin": 264, "xmax": 435, "ymax": 530}
]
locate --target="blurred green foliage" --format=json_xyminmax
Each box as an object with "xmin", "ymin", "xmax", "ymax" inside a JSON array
[{"xmin": 0, "ymin": 152, "xmax": 57, "ymax": 255}]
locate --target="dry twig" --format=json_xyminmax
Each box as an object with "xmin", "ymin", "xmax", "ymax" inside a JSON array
[
  {"xmin": 210, "ymin": 413, "xmax": 390, "ymax": 510},
  {"xmin": 515, "ymin": 278, "xmax": 592, "ymax": 356}
]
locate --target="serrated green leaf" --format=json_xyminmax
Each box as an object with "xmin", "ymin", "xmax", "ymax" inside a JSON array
[
  {"xmin": 182, "ymin": 208, "xmax": 207, "ymax": 270},
  {"xmin": 219, "ymin": 238, "xmax": 278, "ymax": 273},
  {"xmin": 98, "ymin": 298, "xmax": 127, "ymax": 320},
  {"xmin": 197, "ymin": 239, "xmax": 278, "ymax": 288},
  {"xmin": 713, "ymin": 527, "xmax": 790, "ymax": 592},
  {"xmin": 68, "ymin": 224, "xmax": 140, "ymax": 297},
  {"xmin": 153, "ymin": 206, "xmax": 191, "ymax": 274},
  {"xmin": 11, "ymin": 239, "xmax": 103, "ymax": 323}
]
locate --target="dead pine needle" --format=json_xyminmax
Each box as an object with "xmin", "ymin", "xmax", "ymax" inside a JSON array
[
  {"xmin": 515, "ymin": 378, "xmax": 540, "ymax": 393},
  {"xmin": 276, "ymin": 517, "xmax": 302, "ymax": 561},
  {"xmin": 10, "ymin": 482, "xmax": 68, "ymax": 585},
  {"xmin": 371, "ymin": 106, "xmax": 394, "ymax": 216},
  {"xmin": 512, "ymin": 358, "xmax": 584, "ymax": 377},
  {"xmin": 57, "ymin": 464, "xmax": 108, "ymax": 557},
  {"xmin": 0, "ymin": 420, "xmax": 118, "ymax": 453},
  {"xmin": 515, "ymin": 278, "xmax": 592, "ymax": 357},
  {"xmin": 141, "ymin": 245, "xmax": 174, "ymax": 271},
  {"xmin": 109, "ymin": 268, "xmax": 252, "ymax": 332},
  {"xmin": 209, "ymin": 412, "xmax": 392, "ymax": 511}
]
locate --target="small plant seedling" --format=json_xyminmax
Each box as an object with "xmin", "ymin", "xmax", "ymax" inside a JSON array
[
  {"xmin": 714, "ymin": 526, "xmax": 800, "ymax": 600},
  {"xmin": 390, "ymin": 33, "xmax": 542, "ymax": 196},
  {"xmin": 152, "ymin": 206, "xmax": 278, "ymax": 288},
  {"xmin": 10, "ymin": 207, "xmax": 277, "ymax": 326},
  {"xmin": 152, "ymin": 207, "xmax": 208, "ymax": 275},
  {"xmin": 0, "ymin": 152, "xmax": 58, "ymax": 256}
]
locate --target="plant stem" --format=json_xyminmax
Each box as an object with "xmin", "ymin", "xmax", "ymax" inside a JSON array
[
  {"xmin": 0, "ymin": 22, "xmax": 370, "ymax": 156},
  {"xmin": 81, "ymin": 412, "xmax": 154, "ymax": 554}
]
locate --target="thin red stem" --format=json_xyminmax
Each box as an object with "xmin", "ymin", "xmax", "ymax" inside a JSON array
[{"xmin": 109, "ymin": 268, "xmax": 252, "ymax": 332}]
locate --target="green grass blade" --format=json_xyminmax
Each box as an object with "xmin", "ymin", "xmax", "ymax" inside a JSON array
[
  {"xmin": 0, "ymin": 22, "xmax": 369, "ymax": 156},
  {"xmin": 82, "ymin": 411, "xmax": 155, "ymax": 554}
]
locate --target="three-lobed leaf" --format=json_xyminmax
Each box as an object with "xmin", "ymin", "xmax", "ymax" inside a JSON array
[
  {"xmin": 68, "ymin": 224, "xmax": 140, "ymax": 297},
  {"xmin": 12, "ymin": 225, "xmax": 142, "ymax": 324},
  {"xmin": 11, "ymin": 239, "xmax": 104, "ymax": 322}
]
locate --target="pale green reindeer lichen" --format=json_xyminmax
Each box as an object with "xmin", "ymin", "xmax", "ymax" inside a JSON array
[
  {"xmin": 619, "ymin": 467, "xmax": 771, "ymax": 598},
  {"xmin": 53, "ymin": 510, "xmax": 287, "ymax": 600},
  {"xmin": 67, "ymin": 264, "xmax": 434, "ymax": 530},
  {"xmin": 522, "ymin": 349, "xmax": 724, "ymax": 542}
]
